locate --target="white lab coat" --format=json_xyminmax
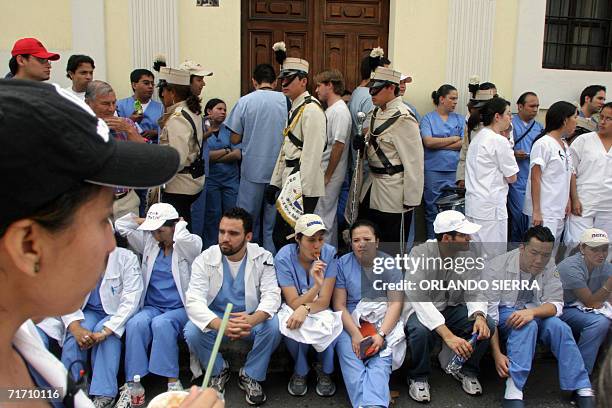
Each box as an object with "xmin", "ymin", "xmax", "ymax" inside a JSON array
[
  {"xmin": 277, "ymin": 303, "xmax": 343, "ymax": 352},
  {"xmin": 186, "ymin": 243, "xmax": 281, "ymax": 333},
  {"xmin": 36, "ymin": 317, "xmax": 65, "ymax": 346},
  {"xmin": 115, "ymin": 214, "xmax": 202, "ymax": 307},
  {"xmin": 352, "ymin": 300, "xmax": 406, "ymax": 370},
  {"xmin": 13, "ymin": 320, "xmax": 93, "ymax": 407},
  {"xmin": 483, "ymin": 248, "xmax": 564, "ymax": 324},
  {"xmin": 61, "ymin": 247, "xmax": 144, "ymax": 337}
]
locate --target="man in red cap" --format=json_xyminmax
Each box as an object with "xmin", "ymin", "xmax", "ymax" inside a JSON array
[{"xmin": 9, "ymin": 37, "xmax": 60, "ymax": 81}]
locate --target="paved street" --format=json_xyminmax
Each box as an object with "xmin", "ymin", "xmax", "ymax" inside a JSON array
[{"xmin": 142, "ymin": 354, "xmax": 585, "ymax": 407}]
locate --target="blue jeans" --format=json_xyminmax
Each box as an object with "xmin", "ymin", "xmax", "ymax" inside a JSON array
[{"xmin": 561, "ymin": 306, "xmax": 611, "ymax": 374}]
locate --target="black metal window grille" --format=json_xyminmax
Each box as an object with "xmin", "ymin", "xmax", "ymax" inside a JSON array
[{"xmin": 543, "ymin": 0, "xmax": 612, "ymax": 71}]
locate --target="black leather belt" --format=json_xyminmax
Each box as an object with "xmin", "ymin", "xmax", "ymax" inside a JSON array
[
  {"xmin": 285, "ymin": 158, "xmax": 300, "ymax": 168},
  {"xmin": 369, "ymin": 164, "xmax": 404, "ymax": 175}
]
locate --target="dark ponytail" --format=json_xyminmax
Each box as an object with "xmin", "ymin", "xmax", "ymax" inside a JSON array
[
  {"xmin": 431, "ymin": 84, "xmax": 457, "ymax": 105},
  {"xmin": 166, "ymin": 83, "xmax": 202, "ymax": 116},
  {"xmin": 533, "ymin": 101, "xmax": 577, "ymax": 144},
  {"xmin": 467, "ymin": 97, "xmax": 509, "ymax": 136}
]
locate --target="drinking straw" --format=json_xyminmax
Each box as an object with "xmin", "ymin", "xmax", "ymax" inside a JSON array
[{"xmin": 202, "ymin": 303, "xmax": 233, "ymax": 388}]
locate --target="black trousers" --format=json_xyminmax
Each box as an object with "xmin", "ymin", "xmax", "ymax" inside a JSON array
[
  {"xmin": 358, "ymin": 187, "xmax": 412, "ymax": 255},
  {"xmin": 162, "ymin": 192, "xmax": 199, "ymax": 232}
]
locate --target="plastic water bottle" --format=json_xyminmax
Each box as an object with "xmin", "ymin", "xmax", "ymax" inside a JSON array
[
  {"xmin": 130, "ymin": 375, "xmax": 145, "ymax": 407},
  {"xmin": 446, "ymin": 333, "xmax": 479, "ymax": 374}
]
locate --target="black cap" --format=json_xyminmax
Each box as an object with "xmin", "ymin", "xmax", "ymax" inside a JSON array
[{"xmin": 0, "ymin": 80, "xmax": 180, "ymax": 227}]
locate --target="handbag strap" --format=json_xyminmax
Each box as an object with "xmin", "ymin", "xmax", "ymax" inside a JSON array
[
  {"xmin": 180, "ymin": 109, "xmax": 203, "ymax": 155},
  {"xmin": 513, "ymin": 120, "xmax": 536, "ymax": 147}
]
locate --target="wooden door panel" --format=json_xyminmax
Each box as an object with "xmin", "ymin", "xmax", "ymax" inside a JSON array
[
  {"xmin": 250, "ymin": 0, "xmax": 308, "ymax": 21},
  {"xmin": 325, "ymin": 0, "xmax": 385, "ymax": 25},
  {"xmin": 242, "ymin": 0, "xmax": 389, "ymax": 95}
]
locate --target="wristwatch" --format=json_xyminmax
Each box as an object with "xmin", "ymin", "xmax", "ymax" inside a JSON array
[
  {"xmin": 302, "ymin": 304, "xmax": 311, "ymax": 314},
  {"xmin": 377, "ymin": 329, "xmax": 386, "ymax": 339},
  {"xmin": 472, "ymin": 311, "xmax": 486, "ymax": 320}
]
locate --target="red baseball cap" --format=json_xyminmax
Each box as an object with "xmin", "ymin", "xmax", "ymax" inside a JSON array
[{"xmin": 11, "ymin": 38, "xmax": 60, "ymax": 61}]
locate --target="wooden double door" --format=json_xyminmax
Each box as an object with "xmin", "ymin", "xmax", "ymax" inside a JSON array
[{"xmin": 241, "ymin": 0, "xmax": 390, "ymax": 95}]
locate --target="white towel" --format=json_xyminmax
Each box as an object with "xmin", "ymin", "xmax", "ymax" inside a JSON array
[
  {"xmin": 278, "ymin": 303, "xmax": 343, "ymax": 352},
  {"xmin": 352, "ymin": 300, "xmax": 406, "ymax": 370},
  {"xmin": 569, "ymin": 301, "xmax": 612, "ymax": 320}
]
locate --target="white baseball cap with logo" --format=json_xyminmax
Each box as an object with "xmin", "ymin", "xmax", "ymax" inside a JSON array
[
  {"xmin": 579, "ymin": 228, "xmax": 609, "ymax": 247},
  {"xmin": 433, "ymin": 210, "xmax": 481, "ymax": 235},
  {"xmin": 138, "ymin": 203, "xmax": 180, "ymax": 231},
  {"xmin": 294, "ymin": 214, "xmax": 327, "ymax": 237}
]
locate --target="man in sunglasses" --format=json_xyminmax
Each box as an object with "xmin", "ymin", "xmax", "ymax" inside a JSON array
[
  {"xmin": 8, "ymin": 37, "xmax": 60, "ymax": 81},
  {"xmin": 266, "ymin": 54, "xmax": 327, "ymax": 250},
  {"xmin": 353, "ymin": 66, "xmax": 424, "ymax": 255}
]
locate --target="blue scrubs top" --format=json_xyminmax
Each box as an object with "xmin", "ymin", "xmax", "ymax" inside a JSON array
[
  {"xmin": 116, "ymin": 96, "xmax": 164, "ymax": 136},
  {"xmin": 144, "ymin": 248, "xmax": 182, "ymax": 310},
  {"xmin": 558, "ymin": 253, "xmax": 612, "ymax": 304},
  {"xmin": 335, "ymin": 252, "xmax": 402, "ymax": 314},
  {"xmin": 224, "ymin": 89, "xmax": 287, "ymax": 183},
  {"xmin": 275, "ymin": 243, "xmax": 337, "ymax": 295},
  {"xmin": 403, "ymin": 101, "xmax": 422, "ymax": 123},
  {"xmin": 420, "ymin": 111, "xmax": 464, "ymax": 171},
  {"xmin": 85, "ymin": 277, "xmax": 105, "ymax": 313},
  {"xmin": 511, "ymin": 115, "xmax": 543, "ymax": 184},
  {"xmin": 209, "ymin": 256, "xmax": 247, "ymax": 316},
  {"xmin": 207, "ymin": 123, "xmax": 241, "ymax": 181},
  {"xmin": 348, "ymin": 87, "xmax": 373, "ymax": 136}
]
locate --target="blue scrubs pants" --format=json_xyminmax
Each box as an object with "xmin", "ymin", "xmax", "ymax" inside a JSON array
[
  {"xmin": 203, "ymin": 177, "xmax": 239, "ymax": 249},
  {"xmin": 498, "ymin": 306, "xmax": 591, "ymax": 391},
  {"xmin": 424, "ymin": 170, "xmax": 456, "ymax": 239},
  {"xmin": 125, "ymin": 306, "xmax": 188, "ymax": 380},
  {"xmin": 561, "ymin": 306, "xmax": 611, "ymax": 374},
  {"xmin": 61, "ymin": 309, "xmax": 122, "ymax": 398},
  {"xmin": 284, "ymin": 337, "xmax": 337, "ymax": 376},
  {"xmin": 336, "ymin": 330, "xmax": 392, "ymax": 407},
  {"xmin": 508, "ymin": 183, "xmax": 529, "ymax": 243},
  {"xmin": 236, "ymin": 179, "xmax": 277, "ymax": 255},
  {"xmin": 405, "ymin": 305, "xmax": 495, "ymax": 380},
  {"xmin": 184, "ymin": 315, "xmax": 281, "ymax": 382}
]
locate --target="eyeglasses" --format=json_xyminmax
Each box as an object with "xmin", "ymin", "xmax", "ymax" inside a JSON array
[
  {"xmin": 599, "ymin": 115, "xmax": 612, "ymax": 123},
  {"xmin": 139, "ymin": 80, "xmax": 154, "ymax": 86}
]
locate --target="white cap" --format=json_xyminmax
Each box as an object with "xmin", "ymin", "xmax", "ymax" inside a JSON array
[
  {"xmin": 158, "ymin": 67, "xmax": 191, "ymax": 86},
  {"xmin": 433, "ymin": 210, "xmax": 481, "ymax": 235},
  {"xmin": 138, "ymin": 203, "xmax": 179, "ymax": 231},
  {"xmin": 178, "ymin": 60, "xmax": 213, "ymax": 77},
  {"xmin": 579, "ymin": 228, "xmax": 609, "ymax": 247},
  {"xmin": 400, "ymin": 72, "xmax": 413, "ymax": 83},
  {"xmin": 294, "ymin": 214, "xmax": 326, "ymax": 237}
]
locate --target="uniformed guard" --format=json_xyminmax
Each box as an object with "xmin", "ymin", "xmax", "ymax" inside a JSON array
[
  {"xmin": 157, "ymin": 67, "xmax": 205, "ymax": 229},
  {"xmin": 265, "ymin": 42, "xmax": 327, "ymax": 251},
  {"xmin": 353, "ymin": 66, "xmax": 424, "ymax": 254}
]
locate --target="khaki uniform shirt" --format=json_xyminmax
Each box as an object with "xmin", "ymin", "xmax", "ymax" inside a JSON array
[
  {"xmin": 159, "ymin": 101, "xmax": 205, "ymax": 195},
  {"xmin": 360, "ymin": 96, "xmax": 424, "ymax": 213},
  {"xmin": 270, "ymin": 91, "xmax": 327, "ymax": 197}
]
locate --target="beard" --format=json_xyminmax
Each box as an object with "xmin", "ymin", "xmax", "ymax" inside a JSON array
[{"xmin": 220, "ymin": 238, "xmax": 247, "ymax": 257}]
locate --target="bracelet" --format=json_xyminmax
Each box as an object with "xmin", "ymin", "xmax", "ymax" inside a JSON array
[{"xmin": 301, "ymin": 304, "xmax": 311, "ymax": 314}]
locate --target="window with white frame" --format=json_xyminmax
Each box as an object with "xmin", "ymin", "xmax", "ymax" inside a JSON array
[{"xmin": 543, "ymin": 0, "xmax": 612, "ymax": 71}]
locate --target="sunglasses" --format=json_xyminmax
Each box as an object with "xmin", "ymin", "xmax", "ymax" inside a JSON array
[
  {"xmin": 369, "ymin": 85, "xmax": 385, "ymax": 96},
  {"xmin": 281, "ymin": 75, "xmax": 298, "ymax": 86}
]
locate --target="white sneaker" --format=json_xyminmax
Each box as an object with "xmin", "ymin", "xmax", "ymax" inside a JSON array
[
  {"xmin": 452, "ymin": 371, "xmax": 482, "ymax": 395},
  {"xmin": 113, "ymin": 383, "xmax": 131, "ymax": 408},
  {"xmin": 167, "ymin": 380, "xmax": 184, "ymax": 392},
  {"xmin": 408, "ymin": 379, "xmax": 431, "ymax": 403}
]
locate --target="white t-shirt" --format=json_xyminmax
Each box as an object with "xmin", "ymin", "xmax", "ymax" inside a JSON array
[
  {"xmin": 523, "ymin": 135, "xmax": 573, "ymax": 219},
  {"xmin": 465, "ymin": 127, "xmax": 519, "ymax": 220},
  {"xmin": 225, "ymin": 254, "xmax": 246, "ymax": 279},
  {"xmin": 321, "ymin": 99, "xmax": 352, "ymax": 175},
  {"xmin": 570, "ymin": 131, "xmax": 612, "ymax": 215},
  {"xmin": 64, "ymin": 86, "xmax": 86, "ymax": 101}
]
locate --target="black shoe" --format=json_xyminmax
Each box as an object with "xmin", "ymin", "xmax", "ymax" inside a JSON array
[
  {"xmin": 209, "ymin": 362, "xmax": 231, "ymax": 394},
  {"xmin": 502, "ymin": 398, "xmax": 525, "ymax": 408},
  {"xmin": 238, "ymin": 367, "xmax": 266, "ymax": 405}
]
